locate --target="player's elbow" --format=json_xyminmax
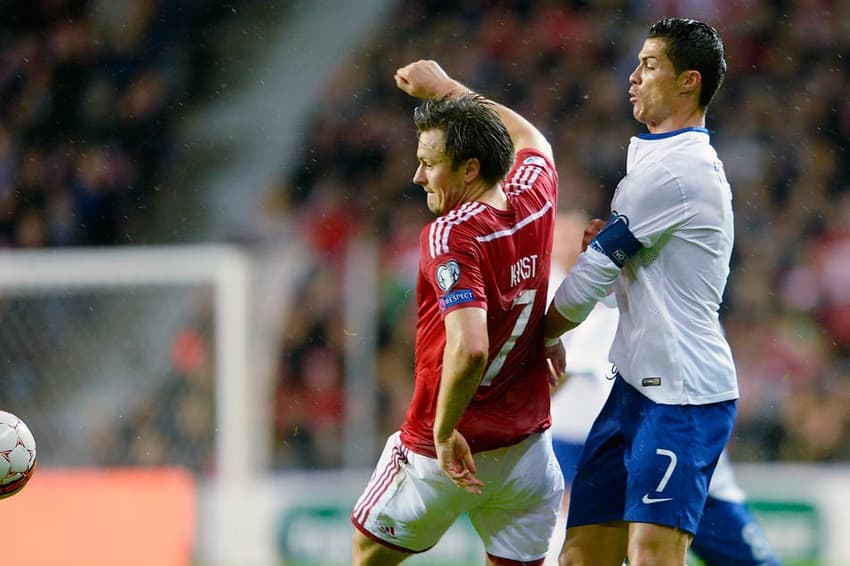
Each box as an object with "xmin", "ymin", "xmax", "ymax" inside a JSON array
[
  {"xmin": 457, "ymin": 341, "xmax": 489, "ymax": 366},
  {"xmin": 446, "ymin": 336, "xmax": 488, "ymax": 371}
]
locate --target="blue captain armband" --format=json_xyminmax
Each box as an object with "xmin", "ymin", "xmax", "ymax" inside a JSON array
[{"xmin": 589, "ymin": 212, "xmax": 643, "ymax": 268}]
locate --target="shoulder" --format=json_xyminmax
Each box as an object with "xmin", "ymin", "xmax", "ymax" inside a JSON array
[
  {"xmin": 422, "ymin": 202, "xmax": 490, "ymax": 259},
  {"xmin": 508, "ymin": 149, "xmax": 558, "ymax": 182},
  {"xmin": 515, "ymin": 149, "xmax": 552, "ymax": 169},
  {"xmin": 629, "ymin": 134, "xmax": 715, "ymax": 190},
  {"xmin": 664, "ymin": 140, "xmax": 727, "ymax": 197},
  {"xmin": 505, "ymin": 148, "xmax": 558, "ymax": 202}
]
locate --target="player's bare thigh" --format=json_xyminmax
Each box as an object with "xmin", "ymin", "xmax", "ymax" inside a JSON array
[
  {"xmin": 627, "ymin": 522, "xmax": 692, "ymax": 566},
  {"xmin": 352, "ymin": 529, "xmax": 411, "ymax": 566},
  {"xmin": 559, "ymin": 521, "xmax": 628, "ymax": 566},
  {"xmin": 559, "ymin": 521, "xmax": 691, "ymax": 566}
]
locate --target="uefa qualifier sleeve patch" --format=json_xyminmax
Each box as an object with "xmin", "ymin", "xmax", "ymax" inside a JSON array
[
  {"xmin": 589, "ymin": 212, "xmax": 643, "ymax": 268},
  {"xmin": 435, "ymin": 259, "xmax": 461, "ymax": 292},
  {"xmin": 434, "ymin": 258, "xmax": 476, "ymax": 313}
]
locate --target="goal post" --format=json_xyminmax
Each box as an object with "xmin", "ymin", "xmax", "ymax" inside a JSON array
[{"xmin": 0, "ymin": 245, "xmax": 256, "ymax": 484}]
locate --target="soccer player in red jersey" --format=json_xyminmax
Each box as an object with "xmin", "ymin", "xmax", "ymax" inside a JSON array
[{"xmin": 351, "ymin": 60, "xmax": 564, "ymax": 565}]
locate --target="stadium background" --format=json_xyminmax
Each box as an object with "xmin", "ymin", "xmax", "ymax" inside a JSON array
[{"xmin": 0, "ymin": 0, "xmax": 848, "ymax": 564}]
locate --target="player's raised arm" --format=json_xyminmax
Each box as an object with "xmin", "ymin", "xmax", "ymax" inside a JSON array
[{"xmin": 394, "ymin": 59, "xmax": 552, "ymax": 160}]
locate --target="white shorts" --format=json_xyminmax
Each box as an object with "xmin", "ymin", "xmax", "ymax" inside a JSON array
[{"xmin": 351, "ymin": 430, "xmax": 564, "ymax": 563}]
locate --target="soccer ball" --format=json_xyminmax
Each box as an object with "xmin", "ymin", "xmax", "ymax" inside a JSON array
[{"xmin": 0, "ymin": 410, "xmax": 37, "ymax": 499}]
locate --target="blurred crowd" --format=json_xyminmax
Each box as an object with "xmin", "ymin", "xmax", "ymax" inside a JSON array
[
  {"xmin": 0, "ymin": 0, "xmax": 233, "ymax": 247},
  {"xmin": 271, "ymin": 0, "xmax": 850, "ymax": 468},
  {"xmin": 0, "ymin": 0, "xmax": 238, "ymax": 470},
  {"xmin": 3, "ymin": 0, "xmax": 849, "ymax": 472}
]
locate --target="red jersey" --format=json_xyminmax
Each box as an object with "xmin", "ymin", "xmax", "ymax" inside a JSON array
[{"xmin": 400, "ymin": 149, "xmax": 559, "ymax": 457}]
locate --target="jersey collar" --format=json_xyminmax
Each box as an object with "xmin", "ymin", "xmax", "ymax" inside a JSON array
[{"xmin": 637, "ymin": 126, "xmax": 709, "ymax": 140}]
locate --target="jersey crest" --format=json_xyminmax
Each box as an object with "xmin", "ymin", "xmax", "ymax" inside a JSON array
[{"xmin": 435, "ymin": 259, "xmax": 460, "ymax": 292}]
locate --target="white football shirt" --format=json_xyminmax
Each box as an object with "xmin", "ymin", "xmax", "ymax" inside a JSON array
[
  {"xmin": 552, "ymin": 128, "xmax": 739, "ymax": 404},
  {"xmin": 548, "ymin": 265, "xmax": 745, "ymax": 502}
]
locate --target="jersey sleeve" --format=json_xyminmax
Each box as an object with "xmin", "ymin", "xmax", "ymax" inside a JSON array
[
  {"xmin": 421, "ymin": 225, "xmax": 487, "ymax": 317},
  {"xmin": 506, "ymin": 148, "xmax": 559, "ymax": 205}
]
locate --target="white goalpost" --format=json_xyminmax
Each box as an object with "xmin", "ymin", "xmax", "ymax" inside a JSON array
[{"xmin": 0, "ymin": 245, "xmax": 257, "ymax": 483}]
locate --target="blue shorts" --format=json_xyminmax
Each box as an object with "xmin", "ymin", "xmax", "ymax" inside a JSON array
[
  {"xmin": 566, "ymin": 375, "xmax": 736, "ymax": 535},
  {"xmin": 691, "ymin": 496, "xmax": 782, "ymax": 566}
]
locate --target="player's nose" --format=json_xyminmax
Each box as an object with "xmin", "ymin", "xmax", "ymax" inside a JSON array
[{"xmin": 413, "ymin": 164, "xmax": 426, "ymax": 185}]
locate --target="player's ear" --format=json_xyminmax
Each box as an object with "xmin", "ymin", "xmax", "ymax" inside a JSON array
[
  {"xmin": 463, "ymin": 157, "xmax": 480, "ymax": 183},
  {"xmin": 679, "ymin": 69, "xmax": 701, "ymax": 97}
]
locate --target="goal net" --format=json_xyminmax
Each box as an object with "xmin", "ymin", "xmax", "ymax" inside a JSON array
[{"xmin": 0, "ymin": 245, "xmax": 256, "ymax": 482}]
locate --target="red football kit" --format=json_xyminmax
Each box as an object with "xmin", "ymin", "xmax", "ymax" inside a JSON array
[{"xmin": 400, "ymin": 148, "xmax": 559, "ymax": 457}]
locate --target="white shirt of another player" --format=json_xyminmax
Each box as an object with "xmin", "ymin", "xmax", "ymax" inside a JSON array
[
  {"xmin": 548, "ymin": 263, "xmax": 744, "ymax": 502},
  {"xmin": 553, "ymin": 129, "xmax": 739, "ymax": 405}
]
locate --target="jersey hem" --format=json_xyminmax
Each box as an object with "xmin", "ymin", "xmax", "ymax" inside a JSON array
[
  {"xmin": 623, "ymin": 380, "xmax": 739, "ymax": 405},
  {"xmin": 400, "ymin": 427, "xmax": 547, "ymax": 458},
  {"xmin": 351, "ymin": 516, "xmax": 430, "ymax": 554}
]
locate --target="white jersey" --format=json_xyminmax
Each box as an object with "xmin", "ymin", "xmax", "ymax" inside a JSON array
[
  {"xmin": 548, "ymin": 264, "xmax": 744, "ymax": 502},
  {"xmin": 553, "ymin": 128, "xmax": 739, "ymax": 405}
]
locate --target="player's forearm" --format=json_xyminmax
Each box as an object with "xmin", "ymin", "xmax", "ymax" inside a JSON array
[
  {"xmin": 544, "ymin": 308, "xmax": 579, "ymax": 342},
  {"xmin": 433, "ymin": 348, "xmax": 487, "ymax": 443},
  {"xmin": 395, "ymin": 60, "xmax": 551, "ymax": 157}
]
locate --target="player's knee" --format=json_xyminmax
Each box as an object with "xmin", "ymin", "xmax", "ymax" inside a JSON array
[{"xmin": 558, "ymin": 545, "xmax": 599, "ymax": 566}]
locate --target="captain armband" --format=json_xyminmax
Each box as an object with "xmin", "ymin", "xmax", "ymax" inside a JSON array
[{"xmin": 589, "ymin": 212, "xmax": 643, "ymax": 268}]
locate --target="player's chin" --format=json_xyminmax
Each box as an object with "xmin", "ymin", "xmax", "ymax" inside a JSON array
[
  {"xmin": 426, "ymin": 196, "xmax": 443, "ymax": 215},
  {"xmin": 631, "ymin": 105, "xmax": 643, "ymax": 122}
]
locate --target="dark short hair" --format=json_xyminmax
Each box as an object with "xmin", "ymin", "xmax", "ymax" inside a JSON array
[
  {"xmin": 413, "ymin": 93, "xmax": 514, "ymax": 186},
  {"xmin": 648, "ymin": 17, "xmax": 727, "ymax": 108}
]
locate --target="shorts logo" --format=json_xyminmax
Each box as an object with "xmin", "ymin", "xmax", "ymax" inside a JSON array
[
  {"xmin": 641, "ymin": 494, "xmax": 673, "ymax": 504},
  {"xmin": 377, "ymin": 524, "xmax": 396, "ymax": 538},
  {"xmin": 435, "ymin": 260, "xmax": 460, "ymax": 292}
]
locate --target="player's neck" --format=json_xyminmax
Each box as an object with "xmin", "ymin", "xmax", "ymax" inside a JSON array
[
  {"xmin": 646, "ymin": 106, "xmax": 706, "ymax": 134},
  {"xmin": 473, "ymin": 183, "xmax": 509, "ymax": 211}
]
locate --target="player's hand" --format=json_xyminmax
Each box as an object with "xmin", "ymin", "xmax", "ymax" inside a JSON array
[
  {"xmin": 545, "ymin": 340, "xmax": 567, "ymax": 390},
  {"xmin": 582, "ymin": 218, "xmax": 607, "ymax": 251},
  {"xmin": 394, "ymin": 60, "xmax": 461, "ymax": 100},
  {"xmin": 435, "ymin": 430, "xmax": 484, "ymax": 495}
]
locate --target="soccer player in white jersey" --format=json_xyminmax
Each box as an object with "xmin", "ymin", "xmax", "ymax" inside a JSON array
[
  {"xmin": 544, "ymin": 18, "xmax": 741, "ymax": 565},
  {"xmin": 545, "ymin": 212, "xmax": 781, "ymax": 566}
]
